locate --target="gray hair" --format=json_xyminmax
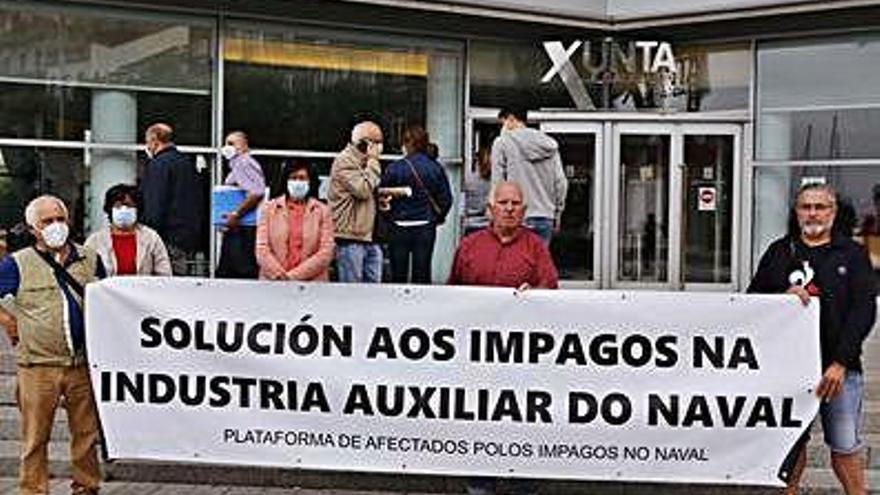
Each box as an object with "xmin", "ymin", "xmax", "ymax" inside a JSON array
[
  {"xmin": 796, "ymin": 181, "xmax": 837, "ymax": 206},
  {"xmin": 24, "ymin": 195, "xmax": 68, "ymax": 227},
  {"xmin": 488, "ymin": 181, "xmax": 527, "ymax": 208}
]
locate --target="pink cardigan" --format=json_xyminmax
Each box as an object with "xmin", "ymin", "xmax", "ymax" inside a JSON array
[{"xmin": 255, "ymin": 196, "xmax": 335, "ymax": 281}]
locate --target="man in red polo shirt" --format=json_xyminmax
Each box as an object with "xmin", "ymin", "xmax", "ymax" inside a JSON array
[
  {"xmin": 449, "ymin": 180, "xmax": 556, "ymax": 495},
  {"xmin": 449, "ymin": 180, "xmax": 558, "ymax": 289}
]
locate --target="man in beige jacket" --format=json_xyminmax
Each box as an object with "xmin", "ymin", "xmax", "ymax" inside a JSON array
[
  {"xmin": 0, "ymin": 195, "xmax": 105, "ymax": 495},
  {"xmin": 328, "ymin": 121, "xmax": 384, "ymax": 282}
]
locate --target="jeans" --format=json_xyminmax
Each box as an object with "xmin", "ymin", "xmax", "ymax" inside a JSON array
[
  {"xmin": 389, "ymin": 224, "xmax": 436, "ymax": 284},
  {"xmin": 821, "ymin": 371, "xmax": 864, "ymax": 453},
  {"xmin": 336, "ymin": 241, "xmax": 382, "ymax": 283},
  {"xmin": 524, "ymin": 217, "xmax": 554, "ymax": 244},
  {"xmin": 17, "ymin": 365, "xmax": 100, "ymax": 495},
  {"xmin": 216, "ymin": 226, "xmax": 258, "ymax": 279}
]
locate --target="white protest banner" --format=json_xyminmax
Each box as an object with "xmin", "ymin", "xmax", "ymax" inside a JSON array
[{"xmin": 85, "ymin": 278, "xmax": 821, "ymax": 487}]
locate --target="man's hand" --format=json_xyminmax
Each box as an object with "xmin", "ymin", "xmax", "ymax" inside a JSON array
[
  {"xmin": 815, "ymin": 362, "xmax": 847, "ymax": 401},
  {"xmin": 786, "ymin": 285, "xmax": 811, "ymax": 306},
  {"xmin": 222, "ymin": 211, "xmax": 241, "ymax": 232},
  {"xmin": 377, "ymin": 193, "xmax": 392, "ymax": 212},
  {"xmin": 366, "ymin": 141, "xmax": 383, "ymax": 160},
  {"xmin": 553, "ymin": 218, "xmax": 562, "ymax": 234}
]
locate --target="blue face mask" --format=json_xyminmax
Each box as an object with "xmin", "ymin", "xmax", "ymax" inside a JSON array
[
  {"xmin": 112, "ymin": 206, "xmax": 137, "ymax": 229},
  {"xmin": 287, "ymin": 180, "xmax": 310, "ymax": 200}
]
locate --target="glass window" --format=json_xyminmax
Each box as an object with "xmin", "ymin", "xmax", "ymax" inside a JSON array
[
  {"xmin": 0, "ymin": 2, "xmax": 214, "ymax": 144},
  {"xmin": 662, "ymin": 43, "xmax": 750, "ymax": 112},
  {"xmin": 0, "ymin": 2, "xmax": 212, "ymax": 89},
  {"xmin": 469, "ymin": 39, "xmax": 577, "ymax": 110},
  {"xmin": 224, "ymin": 23, "xmax": 464, "ymax": 157},
  {"xmin": 0, "ymin": 145, "xmax": 85, "ymax": 238},
  {"xmin": 469, "ymin": 39, "xmax": 749, "ymax": 112},
  {"xmin": 463, "ymin": 122, "xmax": 498, "ymax": 234},
  {"xmin": 757, "ymin": 33, "xmax": 880, "ymax": 160},
  {"xmin": 752, "ymin": 165, "xmax": 880, "ymax": 287},
  {"xmin": 0, "ymin": 82, "xmax": 210, "ymax": 144}
]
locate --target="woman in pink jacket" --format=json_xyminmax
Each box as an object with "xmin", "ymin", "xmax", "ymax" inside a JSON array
[{"xmin": 255, "ymin": 160, "xmax": 335, "ymax": 281}]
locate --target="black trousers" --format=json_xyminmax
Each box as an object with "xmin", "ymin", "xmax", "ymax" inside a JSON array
[
  {"xmin": 216, "ymin": 226, "xmax": 258, "ymax": 279},
  {"xmin": 388, "ymin": 223, "xmax": 436, "ymax": 284}
]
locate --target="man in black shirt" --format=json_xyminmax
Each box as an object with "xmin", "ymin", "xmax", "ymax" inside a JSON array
[{"xmin": 749, "ymin": 182, "xmax": 876, "ymax": 495}]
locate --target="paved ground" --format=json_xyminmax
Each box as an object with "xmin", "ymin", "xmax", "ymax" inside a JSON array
[{"xmin": 0, "ymin": 479, "xmax": 425, "ymax": 494}]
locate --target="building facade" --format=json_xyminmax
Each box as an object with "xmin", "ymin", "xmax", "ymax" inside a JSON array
[{"xmin": 0, "ymin": 0, "xmax": 878, "ymax": 288}]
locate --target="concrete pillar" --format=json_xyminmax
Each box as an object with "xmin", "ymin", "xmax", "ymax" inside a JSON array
[
  {"xmin": 426, "ymin": 53, "xmax": 463, "ymax": 283},
  {"xmin": 89, "ymin": 90, "xmax": 137, "ymax": 234}
]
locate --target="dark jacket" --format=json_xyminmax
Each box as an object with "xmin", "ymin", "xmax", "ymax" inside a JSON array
[
  {"xmin": 381, "ymin": 152, "xmax": 452, "ymax": 224},
  {"xmin": 748, "ymin": 233, "xmax": 877, "ymax": 371},
  {"xmin": 141, "ymin": 145, "xmax": 207, "ymax": 252}
]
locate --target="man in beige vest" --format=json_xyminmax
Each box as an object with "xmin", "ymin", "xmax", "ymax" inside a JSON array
[{"xmin": 0, "ymin": 195, "xmax": 106, "ymax": 495}]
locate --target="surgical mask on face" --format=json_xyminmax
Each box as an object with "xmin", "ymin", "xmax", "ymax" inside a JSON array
[
  {"xmin": 42, "ymin": 221, "xmax": 69, "ymax": 249},
  {"xmin": 144, "ymin": 145, "xmax": 154, "ymax": 159},
  {"xmin": 221, "ymin": 145, "xmax": 237, "ymax": 160},
  {"xmin": 287, "ymin": 180, "xmax": 310, "ymax": 200},
  {"xmin": 112, "ymin": 206, "xmax": 137, "ymax": 229}
]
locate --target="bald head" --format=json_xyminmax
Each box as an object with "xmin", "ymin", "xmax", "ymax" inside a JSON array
[
  {"xmin": 145, "ymin": 123, "xmax": 174, "ymax": 157},
  {"xmin": 145, "ymin": 123, "xmax": 173, "ymax": 144},
  {"xmin": 351, "ymin": 121, "xmax": 383, "ymax": 144},
  {"xmin": 490, "ymin": 181, "xmax": 527, "ymax": 237},
  {"xmin": 489, "ymin": 181, "xmax": 527, "ymax": 208},
  {"xmin": 224, "ymin": 131, "xmax": 249, "ymax": 153}
]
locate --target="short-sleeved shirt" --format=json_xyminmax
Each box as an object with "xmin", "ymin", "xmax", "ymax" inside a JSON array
[
  {"xmin": 0, "ymin": 244, "xmax": 106, "ymax": 350},
  {"xmin": 225, "ymin": 153, "xmax": 266, "ymax": 196},
  {"xmin": 447, "ymin": 227, "xmax": 559, "ymax": 289}
]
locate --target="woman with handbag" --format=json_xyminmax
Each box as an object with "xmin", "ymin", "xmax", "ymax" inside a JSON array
[
  {"xmin": 380, "ymin": 125, "xmax": 452, "ymax": 284},
  {"xmin": 255, "ymin": 159, "xmax": 335, "ymax": 281}
]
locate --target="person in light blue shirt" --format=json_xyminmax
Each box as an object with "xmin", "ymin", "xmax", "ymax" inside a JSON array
[{"xmin": 216, "ymin": 130, "xmax": 266, "ymax": 278}]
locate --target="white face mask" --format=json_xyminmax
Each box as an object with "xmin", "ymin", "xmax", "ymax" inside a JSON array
[
  {"xmin": 112, "ymin": 206, "xmax": 137, "ymax": 229},
  {"xmin": 287, "ymin": 180, "xmax": 310, "ymax": 200},
  {"xmin": 144, "ymin": 145, "xmax": 154, "ymax": 159},
  {"xmin": 41, "ymin": 221, "xmax": 69, "ymax": 249},
  {"xmin": 221, "ymin": 145, "xmax": 237, "ymax": 160}
]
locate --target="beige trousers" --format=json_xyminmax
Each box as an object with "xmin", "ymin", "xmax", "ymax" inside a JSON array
[{"xmin": 16, "ymin": 365, "xmax": 100, "ymax": 495}]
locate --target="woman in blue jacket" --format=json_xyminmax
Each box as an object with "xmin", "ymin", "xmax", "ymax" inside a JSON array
[{"xmin": 380, "ymin": 125, "xmax": 452, "ymax": 284}]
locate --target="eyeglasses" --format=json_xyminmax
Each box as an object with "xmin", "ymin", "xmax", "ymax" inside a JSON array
[{"xmin": 796, "ymin": 202, "xmax": 834, "ymax": 213}]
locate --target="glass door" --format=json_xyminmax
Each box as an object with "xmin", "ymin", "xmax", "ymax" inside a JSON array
[
  {"xmin": 611, "ymin": 123, "xmax": 741, "ymax": 290},
  {"xmin": 612, "ymin": 124, "xmax": 676, "ymax": 289},
  {"xmin": 541, "ymin": 122, "xmax": 603, "ymax": 288},
  {"xmin": 680, "ymin": 124, "xmax": 741, "ymax": 290}
]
